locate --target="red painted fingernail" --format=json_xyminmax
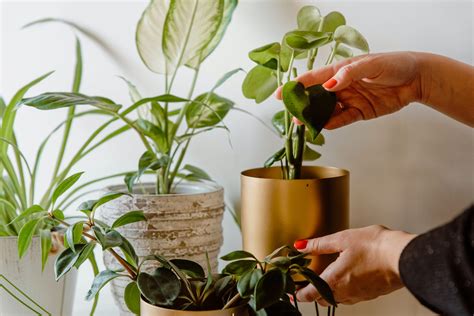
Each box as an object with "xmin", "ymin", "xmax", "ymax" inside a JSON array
[
  {"xmin": 294, "ymin": 239, "xmax": 308, "ymax": 249},
  {"xmin": 323, "ymin": 78, "xmax": 337, "ymax": 89}
]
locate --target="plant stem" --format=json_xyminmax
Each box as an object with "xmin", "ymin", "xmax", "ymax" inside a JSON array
[
  {"xmin": 326, "ymin": 43, "xmax": 339, "ymax": 65},
  {"xmin": 315, "ymin": 302, "xmax": 320, "ymax": 316},
  {"xmin": 294, "ymin": 125, "xmax": 305, "ymax": 179},
  {"xmin": 293, "ymin": 293, "xmax": 299, "ymax": 311},
  {"xmin": 222, "ymin": 292, "xmax": 241, "ymax": 310}
]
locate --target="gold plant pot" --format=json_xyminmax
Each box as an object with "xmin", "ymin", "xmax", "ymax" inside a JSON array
[
  {"xmin": 140, "ymin": 299, "xmax": 249, "ymax": 316},
  {"xmin": 241, "ymin": 166, "xmax": 349, "ymax": 273}
]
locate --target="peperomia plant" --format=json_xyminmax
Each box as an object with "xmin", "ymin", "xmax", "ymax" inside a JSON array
[
  {"xmin": 22, "ymin": 0, "xmax": 241, "ymax": 196},
  {"xmin": 242, "ymin": 5, "xmax": 369, "ymax": 179},
  {"xmin": 49, "ymin": 184, "xmax": 337, "ymax": 315}
]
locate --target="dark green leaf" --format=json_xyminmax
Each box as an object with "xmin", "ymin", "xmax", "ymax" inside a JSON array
[
  {"xmin": 223, "ymin": 259, "xmax": 257, "ymax": 276},
  {"xmin": 221, "ymin": 250, "xmax": 258, "ymax": 261},
  {"xmin": 270, "ymin": 256, "xmax": 291, "ymax": 269},
  {"xmin": 297, "ymin": 6, "xmax": 321, "ymax": 31},
  {"xmin": 299, "ymin": 267, "xmax": 336, "ymax": 306},
  {"xmin": 242, "ymin": 65, "xmax": 278, "ymax": 104},
  {"xmin": 54, "ymin": 244, "xmax": 86, "ymax": 280},
  {"xmin": 8, "ymin": 204, "xmax": 44, "ymax": 226},
  {"xmin": 22, "ymin": 92, "xmax": 121, "ymax": 112},
  {"xmin": 85, "ymin": 269, "xmax": 122, "ymax": 301},
  {"xmin": 124, "ymin": 282, "xmax": 141, "ymax": 315},
  {"xmin": 124, "ymin": 172, "xmax": 138, "ymax": 193},
  {"xmin": 305, "ymin": 132, "xmax": 325, "ymax": 145},
  {"xmin": 285, "ymin": 31, "xmax": 331, "ymax": 51},
  {"xmin": 137, "ymin": 269, "xmax": 181, "ymax": 306},
  {"xmin": 18, "ymin": 218, "xmax": 41, "ymax": 258},
  {"xmin": 238, "ymin": 268, "xmax": 263, "ymax": 298},
  {"xmin": 74, "ymin": 242, "xmax": 96, "ymax": 269},
  {"xmin": 92, "ymin": 226, "xmax": 123, "ymax": 250},
  {"xmin": 271, "ymin": 110, "xmax": 286, "ymax": 136},
  {"xmin": 264, "ymin": 148, "xmax": 286, "ymax": 168},
  {"xmin": 254, "ymin": 268, "xmax": 285, "ymax": 310},
  {"xmin": 138, "ymin": 151, "xmax": 169, "ymax": 179},
  {"xmin": 282, "ymin": 82, "xmax": 336, "ymax": 140},
  {"xmin": 120, "ymin": 235, "xmax": 139, "ymax": 269},
  {"xmin": 40, "ymin": 229, "xmax": 52, "ymax": 271},
  {"xmin": 249, "ymin": 42, "xmax": 281, "ymax": 70},
  {"xmin": 112, "ymin": 210, "xmax": 146, "ymax": 229},
  {"xmin": 170, "ymin": 259, "xmax": 205, "ymax": 278},
  {"xmin": 52, "ymin": 172, "xmax": 84, "ymax": 205},
  {"xmin": 65, "ymin": 221, "xmax": 84, "ymax": 253},
  {"xmin": 186, "ymin": 92, "xmax": 233, "ymax": 128}
]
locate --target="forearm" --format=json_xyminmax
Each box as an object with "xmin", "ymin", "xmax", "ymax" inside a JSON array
[{"xmin": 416, "ymin": 52, "xmax": 474, "ymax": 126}]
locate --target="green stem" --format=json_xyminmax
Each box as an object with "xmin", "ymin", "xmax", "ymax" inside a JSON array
[
  {"xmin": 326, "ymin": 42, "xmax": 339, "ymax": 65},
  {"xmin": 88, "ymin": 254, "xmax": 100, "ymax": 316}
]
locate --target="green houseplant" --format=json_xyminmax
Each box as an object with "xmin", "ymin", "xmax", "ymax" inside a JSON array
[
  {"xmin": 239, "ymin": 5, "xmax": 368, "ymax": 272},
  {"xmin": 22, "ymin": 0, "xmax": 241, "ymax": 313}
]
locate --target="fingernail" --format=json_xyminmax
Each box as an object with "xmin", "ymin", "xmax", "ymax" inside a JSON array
[
  {"xmin": 294, "ymin": 239, "xmax": 308, "ymax": 249},
  {"xmin": 323, "ymin": 78, "xmax": 337, "ymax": 89}
]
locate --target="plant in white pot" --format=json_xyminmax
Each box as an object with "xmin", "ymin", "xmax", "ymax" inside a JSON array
[
  {"xmin": 40, "ymin": 188, "xmax": 337, "ymax": 315},
  {"xmin": 240, "ymin": 5, "xmax": 369, "ymax": 273},
  {"xmin": 22, "ymin": 0, "xmax": 240, "ymax": 313}
]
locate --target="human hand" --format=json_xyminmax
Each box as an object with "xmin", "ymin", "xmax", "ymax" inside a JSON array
[
  {"xmin": 294, "ymin": 225, "xmax": 416, "ymax": 305},
  {"xmin": 276, "ymin": 52, "xmax": 423, "ymax": 129}
]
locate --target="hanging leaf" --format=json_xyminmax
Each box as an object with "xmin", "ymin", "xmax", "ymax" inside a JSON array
[
  {"xmin": 40, "ymin": 229, "xmax": 52, "ymax": 271},
  {"xmin": 124, "ymin": 282, "xmax": 141, "ymax": 315},
  {"xmin": 242, "ymin": 65, "xmax": 278, "ymax": 104},
  {"xmin": 54, "ymin": 244, "xmax": 87, "ymax": 280},
  {"xmin": 85, "ymin": 270, "xmax": 122, "ymax": 301},
  {"xmin": 297, "ymin": 6, "xmax": 321, "ymax": 31},
  {"xmin": 8, "ymin": 204, "xmax": 44, "ymax": 226},
  {"xmin": 181, "ymin": 164, "xmax": 211, "ymax": 181},
  {"xmin": 254, "ymin": 268, "xmax": 286, "ymax": 310},
  {"xmin": 334, "ymin": 25, "xmax": 369, "ymax": 53},
  {"xmin": 248, "ymin": 42, "xmax": 281, "ymax": 70},
  {"xmin": 299, "ymin": 267, "xmax": 337, "ymax": 306},
  {"xmin": 74, "ymin": 242, "xmax": 96, "ymax": 269},
  {"xmin": 303, "ymin": 146, "xmax": 321, "ymax": 161},
  {"xmin": 271, "ymin": 110, "xmax": 286, "ymax": 136},
  {"xmin": 18, "ymin": 218, "xmax": 41, "ymax": 258},
  {"xmin": 22, "ymin": 92, "xmax": 121, "ymax": 112},
  {"xmin": 186, "ymin": 92, "xmax": 233, "ymax": 128},
  {"xmin": 65, "ymin": 221, "xmax": 84, "ymax": 253},
  {"xmin": 264, "ymin": 148, "xmax": 286, "ymax": 168},
  {"xmin": 52, "ymin": 172, "xmax": 84, "ymax": 205},
  {"xmin": 321, "ymin": 11, "xmax": 346, "ymax": 33},
  {"xmin": 111, "ymin": 210, "xmax": 147, "ymax": 229}
]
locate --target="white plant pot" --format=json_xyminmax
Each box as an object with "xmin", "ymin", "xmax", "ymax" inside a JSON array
[
  {"xmin": 0, "ymin": 236, "xmax": 77, "ymax": 315},
  {"xmin": 97, "ymin": 182, "xmax": 225, "ymax": 315}
]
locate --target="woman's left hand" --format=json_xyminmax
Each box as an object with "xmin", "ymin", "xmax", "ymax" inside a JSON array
[{"xmin": 294, "ymin": 225, "xmax": 416, "ymax": 305}]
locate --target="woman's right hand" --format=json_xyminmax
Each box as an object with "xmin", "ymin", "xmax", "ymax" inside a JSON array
[{"xmin": 276, "ymin": 52, "xmax": 423, "ymax": 129}]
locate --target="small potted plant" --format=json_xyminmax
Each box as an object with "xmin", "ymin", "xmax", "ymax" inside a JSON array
[
  {"xmin": 22, "ymin": 0, "xmax": 241, "ymax": 312},
  {"xmin": 30, "ymin": 180, "xmax": 337, "ymax": 315},
  {"xmin": 240, "ymin": 5, "xmax": 369, "ymax": 272}
]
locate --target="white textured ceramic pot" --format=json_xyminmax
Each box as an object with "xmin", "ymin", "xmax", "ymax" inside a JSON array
[
  {"xmin": 0, "ymin": 236, "xmax": 77, "ymax": 315},
  {"xmin": 140, "ymin": 299, "xmax": 249, "ymax": 316},
  {"xmin": 97, "ymin": 182, "xmax": 225, "ymax": 315}
]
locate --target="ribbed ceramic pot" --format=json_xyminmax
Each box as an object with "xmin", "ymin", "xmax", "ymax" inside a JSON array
[
  {"xmin": 0, "ymin": 236, "xmax": 77, "ymax": 315},
  {"xmin": 241, "ymin": 166, "xmax": 349, "ymax": 274},
  {"xmin": 140, "ymin": 299, "xmax": 249, "ymax": 316},
  {"xmin": 97, "ymin": 182, "xmax": 225, "ymax": 315}
]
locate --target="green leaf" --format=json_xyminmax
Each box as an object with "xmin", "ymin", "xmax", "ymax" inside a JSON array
[
  {"xmin": 22, "ymin": 92, "xmax": 121, "ymax": 112},
  {"xmin": 65, "ymin": 221, "xmax": 84, "ymax": 253},
  {"xmin": 74, "ymin": 242, "xmax": 96, "ymax": 269},
  {"xmin": 163, "ymin": 0, "xmax": 224, "ymax": 71},
  {"xmin": 334, "ymin": 25, "xmax": 369, "ymax": 53},
  {"xmin": 51, "ymin": 209, "xmax": 65, "ymax": 220},
  {"xmin": 210, "ymin": 67, "xmax": 243, "ymax": 92},
  {"xmin": 334, "ymin": 44, "xmax": 354, "ymax": 61},
  {"xmin": 305, "ymin": 132, "xmax": 325, "ymax": 145},
  {"xmin": 52, "ymin": 172, "xmax": 84, "ymax": 206},
  {"xmin": 77, "ymin": 199, "xmax": 97, "ymax": 218},
  {"xmin": 40, "ymin": 229, "xmax": 52, "ymax": 271},
  {"xmin": 282, "ymin": 82, "xmax": 336, "ymax": 140},
  {"xmin": 238, "ymin": 268, "xmax": 263, "ymax": 298},
  {"xmin": 0, "ymin": 96, "xmax": 6, "ymax": 117},
  {"xmin": 136, "ymin": 119, "xmax": 168, "ymax": 152},
  {"xmin": 124, "ymin": 282, "xmax": 141, "ymax": 315},
  {"xmin": 120, "ymin": 235, "xmax": 139, "ymax": 269},
  {"xmin": 169, "ymin": 259, "xmax": 205, "ymax": 278},
  {"xmin": 124, "ymin": 173, "xmax": 138, "ymax": 193},
  {"xmin": 92, "ymin": 226, "xmax": 123, "ymax": 250},
  {"xmin": 223, "ymin": 259, "xmax": 257, "ymax": 276},
  {"xmin": 85, "ymin": 269, "xmax": 122, "ymax": 301},
  {"xmin": 242, "ymin": 65, "xmax": 278, "ymax": 104},
  {"xmin": 299, "ymin": 267, "xmax": 336, "ymax": 306},
  {"xmin": 54, "ymin": 244, "xmax": 86, "ymax": 280},
  {"xmin": 92, "ymin": 192, "xmax": 129, "ymax": 214},
  {"xmin": 182, "ymin": 164, "xmax": 211, "ymax": 181},
  {"xmin": 264, "ymin": 148, "xmax": 286, "ymax": 168},
  {"xmin": 186, "ymin": 92, "xmax": 233, "ymax": 128},
  {"xmin": 285, "ymin": 31, "xmax": 331, "ymax": 51},
  {"xmin": 137, "ymin": 269, "xmax": 181, "ymax": 306},
  {"xmin": 297, "ymin": 6, "xmax": 321, "ymax": 31},
  {"xmin": 303, "ymin": 146, "xmax": 321, "ymax": 161},
  {"xmin": 271, "ymin": 110, "xmax": 286, "ymax": 136},
  {"xmin": 18, "ymin": 218, "xmax": 41, "ymax": 258},
  {"xmin": 254, "ymin": 268, "xmax": 285, "ymax": 310},
  {"xmin": 221, "ymin": 250, "xmax": 258, "ymax": 261},
  {"xmin": 186, "ymin": 0, "xmax": 238, "ymax": 68},
  {"xmin": 321, "ymin": 11, "xmax": 346, "ymax": 33},
  {"xmin": 8, "ymin": 204, "xmax": 43, "ymax": 226},
  {"xmin": 112, "ymin": 210, "xmax": 147, "ymax": 229},
  {"xmin": 249, "ymin": 42, "xmax": 281, "ymax": 70}
]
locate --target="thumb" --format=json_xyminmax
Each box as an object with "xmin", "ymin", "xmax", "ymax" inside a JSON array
[
  {"xmin": 294, "ymin": 232, "xmax": 346, "ymax": 255},
  {"xmin": 323, "ymin": 56, "xmax": 378, "ymax": 91}
]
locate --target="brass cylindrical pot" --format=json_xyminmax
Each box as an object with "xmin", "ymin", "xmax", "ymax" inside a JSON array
[
  {"xmin": 140, "ymin": 299, "xmax": 249, "ymax": 316},
  {"xmin": 241, "ymin": 166, "xmax": 349, "ymax": 273}
]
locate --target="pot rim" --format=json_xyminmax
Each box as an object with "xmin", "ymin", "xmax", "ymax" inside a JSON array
[
  {"xmin": 105, "ymin": 181, "xmax": 223, "ymax": 197},
  {"xmin": 140, "ymin": 298, "xmax": 248, "ymax": 314},
  {"xmin": 241, "ymin": 165, "xmax": 349, "ymax": 181}
]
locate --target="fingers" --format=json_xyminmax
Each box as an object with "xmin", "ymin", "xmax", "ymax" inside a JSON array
[
  {"xmin": 324, "ymin": 56, "xmax": 380, "ymax": 92},
  {"xmin": 294, "ymin": 231, "xmax": 346, "ymax": 255},
  {"xmin": 295, "ymin": 284, "xmax": 330, "ymax": 306},
  {"xmin": 324, "ymin": 107, "xmax": 364, "ymax": 130}
]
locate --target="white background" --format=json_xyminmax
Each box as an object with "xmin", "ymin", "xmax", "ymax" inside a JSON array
[{"xmin": 1, "ymin": 0, "xmax": 473, "ymax": 315}]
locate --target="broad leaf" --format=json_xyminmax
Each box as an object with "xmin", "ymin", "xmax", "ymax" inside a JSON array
[
  {"xmin": 181, "ymin": 164, "xmax": 211, "ymax": 181},
  {"xmin": 282, "ymin": 82, "xmax": 336, "ymax": 140},
  {"xmin": 242, "ymin": 65, "xmax": 278, "ymax": 104},
  {"xmin": 222, "ymin": 259, "xmax": 257, "ymax": 276},
  {"xmin": 85, "ymin": 269, "xmax": 122, "ymax": 301},
  {"xmin": 138, "ymin": 151, "xmax": 169, "ymax": 179},
  {"xmin": 51, "ymin": 209, "xmax": 65, "ymax": 220},
  {"xmin": 334, "ymin": 44, "xmax": 354, "ymax": 61},
  {"xmin": 163, "ymin": 0, "xmax": 224, "ymax": 72},
  {"xmin": 124, "ymin": 282, "xmax": 141, "ymax": 315},
  {"xmin": 18, "ymin": 218, "xmax": 41, "ymax": 258},
  {"xmin": 254, "ymin": 268, "xmax": 285, "ymax": 310},
  {"xmin": 186, "ymin": 92, "xmax": 233, "ymax": 128},
  {"xmin": 249, "ymin": 42, "xmax": 281, "ymax": 70},
  {"xmin": 297, "ymin": 6, "xmax": 321, "ymax": 31},
  {"xmin": 92, "ymin": 226, "xmax": 123, "ymax": 250},
  {"xmin": 65, "ymin": 221, "xmax": 84, "ymax": 253},
  {"xmin": 303, "ymin": 146, "xmax": 321, "ymax": 161},
  {"xmin": 305, "ymin": 131, "xmax": 325, "ymax": 145},
  {"xmin": 322, "ymin": 11, "xmax": 346, "ymax": 33},
  {"xmin": 74, "ymin": 242, "xmax": 96, "ymax": 269},
  {"xmin": 271, "ymin": 110, "xmax": 286, "ymax": 136},
  {"xmin": 40, "ymin": 229, "xmax": 52, "ymax": 271},
  {"xmin": 112, "ymin": 210, "xmax": 147, "ymax": 229},
  {"xmin": 54, "ymin": 244, "xmax": 86, "ymax": 280},
  {"xmin": 334, "ymin": 25, "xmax": 369, "ymax": 53},
  {"xmin": 77, "ymin": 199, "xmax": 97, "ymax": 219},
  {"xmin": 8, "ymin": 204, "xmax": 43, "ymax": 226},
  {"xmin": 299, "ymin": 267, "xmax": 336, "ymax": 306},
  {"xmin": 170, "ymin": 259, "xmax": 205, "ymax": 278},
  {"xmin": 264, "ymin": 148, "xmax": 286, "ymax": 168},
  {"xmin": 92, "ymin": 192, "xmax": 129, "ymax": 213},
  {"xmin": 52, "ymin": 172, "xmax": 84, "ymax": 205},
  {"xmin": 22, "ymin": 92, "xmax": 121, "ymax": 112},
  {"xmin": 221, "ymin": 250, "xmax": 258, "ymax": 261},
  {"xmin": 285, "ymin": 31, "xmax": 331, "ymax": 51},
  {"xmin": 238, "ymin": 269, "xmax": 263, "ymax": 298},
  {"xmin": 137, "ymin": 268, "xmax": 181, "ymax": 306},
  {"xmin": 136, "ymin": 119, "xmax": 168, "ymax": 153}
]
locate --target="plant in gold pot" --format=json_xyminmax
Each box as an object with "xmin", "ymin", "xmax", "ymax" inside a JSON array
[{"xmin": 240, "ymin": 5, "xmax": 369, "ymax": 272}]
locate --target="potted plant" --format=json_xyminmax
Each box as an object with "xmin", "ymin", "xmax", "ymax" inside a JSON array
[
  {"xmin": 21, "ymin": 0, "xmax": 240, "ymax": 312},
  {"xmin": 240, "ymin": 5, "xmax": 369, "ymax": 272},
  {"xmin": 27, "ymin": 179, "xmax": 337, "ymax": 315}
]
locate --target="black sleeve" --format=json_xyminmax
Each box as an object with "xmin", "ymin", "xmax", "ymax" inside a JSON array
[{"xmin": 399, "ymin": 205, "xmax": 474, "ymax": 316}]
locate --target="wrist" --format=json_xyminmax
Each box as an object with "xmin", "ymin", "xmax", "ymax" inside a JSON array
[
  {"xmin": 380, "ymin": 229, "xmax": 417, "ymax": 283},
  {"xmin": 412, "ymin": 52, "xmax": 435, "ymax": 105}
]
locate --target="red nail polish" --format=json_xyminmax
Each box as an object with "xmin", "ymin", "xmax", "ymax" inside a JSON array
[
  {"xmin": 323, "ymin": 78, "xmax": 337, "ymax": 89},
  {"xmin": 294, "ymin": 239, "xmax": 308, "ymax": 249}
]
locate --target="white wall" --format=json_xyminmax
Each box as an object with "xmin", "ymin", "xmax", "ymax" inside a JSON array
[{"xmin": 1, "ymin": 1, "xmax": 473, "ymax": 315}]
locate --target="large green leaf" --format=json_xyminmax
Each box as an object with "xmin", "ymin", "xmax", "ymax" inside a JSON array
[
  {"xmin": 186, "ymin": 92, "xmax": 233, "ymax": 128},
  {"xmin": 242, "ymin": 65, "xmax": 278, "ymax": 104},
  {"xmin": 238, "ymin": 268, "xmax": 263, "ymax": 298},
  {"xmin": 52, "ymin": 172, "xmax": 84, "ymax": 206},
  {"xmin": 334, "ymin": 25, "xmax": 369, "ymax": 53},
  {"xmin": 85, "ymin": 269, "xmax": 122, "ymax": 301},
  {"xmin": 248, "ymin": 42, "xmax": 281, "ymax": 70},
  {"xmin": 137, "ymin": 268, "xmax": 181, "ymax": 306},
  {"xmin": 136, "ymin": 119, "xmax": 168, "ymax": 153},
  {"xmin": 321, "ymin": 11, "xmax": 346, "ymax": 33},
  {"xmin": 170, "ymin": 259, "xmax": 205, "ymax": 278},
  {"xmin": 297, "ymin": 6, "xmax": 321, "ymax": 31},
  {"xmin": 54, "ymin": 244, "xmax": 87, "ymax": 280},
  {"xmin": 285, "ymin": 31, "xmax": 331, "ymax": 51},
  {"xmin": 163, "ymin": 0, "xmax": 224, "ymax": 72},
  {"xmin": 74, "ymin": 242, "xmax": 96, "ymax": 269},
  {"xmin": 221, "ymin": 250, "xmax": 258, "ymax": 261},
  {"xmin": 17, "ymin": 218, "xmax": 41, "ymax": 258},
  {"xmin": 222, "ymin": 259, "xmax": 257, "ymax": 276},
  {"xmin": 254, "ymin": 268, "xmax": 285, "ymax": 310},
  {"xmin": 112, "ymin": 210, "xmax": 147, "ymax": 229},
  {"xmin": 22, "ymin": 92, "xmax": 121, "ymax": 112},
  {"xmin": 65, "ymin": 221, "xmax": 84, "ymax": 253},
  {"xmin": 124, "ymin": 282, "xmax": 141, "ymax": 315},
  {"xmin": 282, "ymin": 82, "xmax": 336, "ymax": 140}
]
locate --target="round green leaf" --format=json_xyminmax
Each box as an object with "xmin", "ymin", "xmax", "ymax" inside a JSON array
[
  {"xmin": 254, "ymin": 268, "xmax": 285, "ymax": 310},
  {"xmin": 322, "ymin": 11, "xmax": 346, "ymax": 33},
  {"xmin": 170, "ymin": 259, "xmax": 205, "ymax": 278},
  {"xmin": 248, "ymin": 42, "xmax": 281, "ymax": 70},
  {"xmin": 137, "ymin": 268, "xmax": 181, "ymax": 306},
  {"xmin": 285, "ymin": 31, "xmax": 331, "ymax": 51},
  {"xmin": 242, "ymin": 65, "xmax": 278, "ymax": 104},
  {"xmin": 334, "ymin": 25, "xmax": 369, "ymax": 53},
  {"xmin": 223, "ymin": 259, "xmax": 257, "ymax": 276},
  {"xmin": 124, "ymin": 282, "xmax": 141, "ymax": 315},
  {"xmin": 297, "ymin": 5, "xmax": 321, "ymax": 31}
]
